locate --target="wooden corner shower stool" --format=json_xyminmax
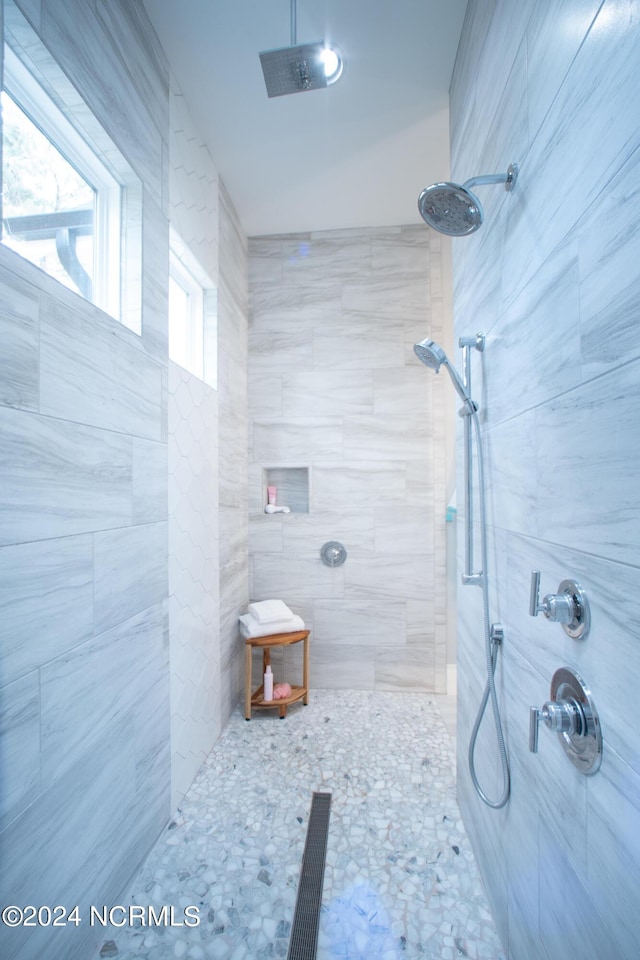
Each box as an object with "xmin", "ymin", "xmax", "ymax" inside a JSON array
[{"xmin": 244, "ymin": 629, "xmax": 310, "ymax": 720}]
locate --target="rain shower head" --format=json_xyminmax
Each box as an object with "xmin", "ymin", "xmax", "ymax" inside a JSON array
[
  {"xmin": 259, "ymin": 0, "xmax": 342, "ymax": 97},
  {"xmin": 259, "ymin": 43, "xmax": 342, "ymax": 97},
  {"xmin": 414, "ymin": 337, "xmax": 471, "ymax": 405},
  {"xmin": 418, "ymin": 163, "xmax": 518, "ymax": 236}
]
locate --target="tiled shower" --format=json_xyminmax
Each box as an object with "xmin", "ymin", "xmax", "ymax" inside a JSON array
[
  {"xmin": 451, "ymin": 1, "xmax": 640, "ymax": 957},
  {"xmin": 247, "ymin": 227, "xmax": 450, "ymax": 693},
  {"xmin": 0, "ymin": 0, "xmax": 639, "ymax": 958}
]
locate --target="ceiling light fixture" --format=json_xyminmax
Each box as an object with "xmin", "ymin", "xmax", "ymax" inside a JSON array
[{"xmin": 259, "ymin": 0, "xmax": 343, "ymax": 98}]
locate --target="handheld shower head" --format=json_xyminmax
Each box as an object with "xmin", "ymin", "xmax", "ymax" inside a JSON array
[
  {"xmin": 418, "ymin": 163, "xmax": 518, "ymax": 236},
  {"xmin": 413, "ymin": 337, "xmax": 472, "ymax": 405},
  {"xmin": 413, "ymin": 338, "xmax": 447, "ymax": 371}
]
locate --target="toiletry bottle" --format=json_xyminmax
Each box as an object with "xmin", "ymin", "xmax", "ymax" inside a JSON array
[
  {"xmin": 264, "ymin": 664, "xmax": 273, "ymax": 702},
  {"xmin": 267, "ymin": 485, "xmax": 277, "ymax": 505}
]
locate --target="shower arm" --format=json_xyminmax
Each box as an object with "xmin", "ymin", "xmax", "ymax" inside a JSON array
[
  {"xmin": 463, "ymin": 165, "xmax": 518, "ymax": 192},
  {"xmin": 460, "ymin": 334, "xmax": 485, "ymax": 587}
]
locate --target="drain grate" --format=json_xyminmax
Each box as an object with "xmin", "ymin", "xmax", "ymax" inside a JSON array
[{"xmin": 286, "ymin": 791, "xmax": 332, "ymax": 960}]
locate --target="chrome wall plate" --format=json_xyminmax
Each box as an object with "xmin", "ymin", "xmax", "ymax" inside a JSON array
[
  {"xmin": 549, "ymin": 667, "xmax": 602, "ymax": 774},
  {"xmin": 557, "ymin": 579, "xmax": 590, "ymax": 638},
  {"xmin": 320, "ymin": 541, "xmax": 347, "ymax": 567}
]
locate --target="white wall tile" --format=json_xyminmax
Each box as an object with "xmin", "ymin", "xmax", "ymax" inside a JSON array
[
  {"xmin": 133, "ymin": 437, "xmax": 168, "ymax": 523},
  {"xmin": 0, "ymin": 256, "xmax": 39, "ymax": 412},
  {"xmin": 313, "ymin": 598, "xmax": 406, "ymax": 645},
  {"xmin": 253, "ymin": 418, "xmax": 343, "ymax": 462},
  {"xmin": 343, "ymin": 414, "xmax": 430, "ymax": 461},
  {"xmin": 311, "ymin": 461, "xmax": 407, "ymax": 508},
  {"xmin": 577, "ymin": 145, "xmax": 640, "ymax": 379},
  {"xmin": 41, "ymin": 0, "xmax": 165, "ymax": 202},
  {"xmin": 313, "ymin": 315, "xmax": 406, "ymax": 371},
  {"xmin": 40, "ymin": 604, "xmax": 165, "ymax": 788},
  {"xmin": 0, "ymin": 5, "xmax": 174, "ymax": 956},
  {"xmin": 0, "ymin": 406, "xmax": 133, "ymax": 546},
  {"xmin": 0, "ymin": 672, "xmax": 41, "ymax": 832},
  {"xmin": 253, "ymin": 555, "xmax": 344, "ymax": 600},
  {"xmin": 94, "ymin": 522, "xmax": 167, "ymax": 632},
  {"xmin": 586, "ymin": 746, "xmax": 640, "ymax": 959},
  {"xmin": 452, "ymin": 1, "xmax": 640, "ymax": 955},
  {"xmin": 248, "ymin": 227, "xmax": 448, "ymax": 693},
  {"xmin": 0, "ymin": 535, "xmax": 93, "ymax": 685},
  {"xmin": 40, "ymin": 293, "xmax": 162, "ymax": 442},
  {"xmin": 374, "ymin": 644, "xmax": 437, "ymax": 691},
  {"xmin": 282, "ymin": 370, "xmax": 373, "ymax": 417}
]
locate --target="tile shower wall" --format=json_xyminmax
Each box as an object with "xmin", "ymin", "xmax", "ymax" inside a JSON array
[
  {"xmin": 450, "ymin": 1, "xmax": 640, "ymax": 958},
  {"xmin": 218, "ymin": 181, "xmax": 250, "ymax": 719},
  {"xmin": 168, "ymin": 363, "xmax": 220, "ymax": 811},
  {"xmin": 167, "ymin": 79, "xmax": 222, "ymax": 811},
  {"xmin": 248, "ymin": 227, "xmax": 448, "ymax": 692},
  {"xmin": 0, "ymin": 1, "xmax": 171, "ymax": 959}
]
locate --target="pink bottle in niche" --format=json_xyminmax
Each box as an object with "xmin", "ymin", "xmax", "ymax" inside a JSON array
[{"xmin": 267, "ymin": 486, "xmax": 277, "ymax": 505}]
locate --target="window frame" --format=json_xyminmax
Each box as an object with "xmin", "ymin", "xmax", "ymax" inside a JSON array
[
  {"xmin": 169, "ymin": 227, "xmax": 217, "ymax": 387},
  {"xmin": 169, "ymin": 249, "xmax": 205, "ymax": 381},
  {"xmin": 2, "ymin": 44, "xmax": 122, "ymax": 320}
]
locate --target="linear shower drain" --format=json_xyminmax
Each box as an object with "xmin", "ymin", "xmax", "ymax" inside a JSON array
[{"xmin": 286, "ymin": 791, "xmax": 332, "ymax": 960}]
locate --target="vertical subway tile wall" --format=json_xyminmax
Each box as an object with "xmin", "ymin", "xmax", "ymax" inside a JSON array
[
  {"xmin": 450, "ymin": 1, "xmax": 640, "ymax": 958},
  {"xmin": 248, "ymin": 227, "xmax": 449, "ymax": 692}
]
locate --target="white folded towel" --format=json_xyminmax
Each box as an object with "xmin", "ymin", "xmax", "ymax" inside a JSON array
[
  {"xmin": 247, "ymin": 599, "xmax": 294, "ymax": 624},
  {"xmin": 239, "ymin": 613, "xmax": 305, "ymax": 639}
]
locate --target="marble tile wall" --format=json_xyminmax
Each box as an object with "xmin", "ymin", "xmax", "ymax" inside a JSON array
[
  {"xmin": 218, "ymin": 181, "xmax": 250, "ymax": 722},
  {"xmin": 168, "ymin": 363, "xmax": 220, "ymax": 812},
  {"xmin": 169, "ymin": 77, "xmax": 219, "ymax": 286},
  {"xmin": 248, "ymin": 226, "xmax": 448, "ymax": 693},
  {"xmin": 0, "ymin": 2, "xmax": 172, "ymax": 959},
  {"xmin": 450, "ymin": 1, "xmax": 640, "ymax": 957},
  {"xmin": 166, "ymin": 76, "xmax": 223, "ymax": 811}
]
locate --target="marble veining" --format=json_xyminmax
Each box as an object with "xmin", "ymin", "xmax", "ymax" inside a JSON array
[
  {"xmin": 217, "ymin": 180, "xmax": 249, "ymax": 723},
  {"xmin": 0, "ymin": 256, "xmax": 39, "ymax": 412},
  {"xmin": 248, "ymin": 226, "xmax": 449, "ymax": 694},
  {"xmin": 0, "ymin": 534, "xmax": 93, "ymax": 685},
  {"xmin": 0, "ymin": 405, "xmax": 133, "ymax": 546},
  {"xmin": 168, "ymin": 358, "xmax": 221, "ymax": 811},
  {"xmin": 107, "ymin": 690, "xmax": 505, "ymax": 960},
  {"xmin": 452, "ymin": 1, "xmax": 640, "ymax": 957}
]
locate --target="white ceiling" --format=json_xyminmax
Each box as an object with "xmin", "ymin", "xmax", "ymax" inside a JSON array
[{"xmin": 142, "ymin": 0, "xmax": 468, "ymax": 237}]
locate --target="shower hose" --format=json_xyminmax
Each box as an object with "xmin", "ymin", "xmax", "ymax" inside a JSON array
[{"xmin": 467, "ymin": 407, "xmax": 511, "ymax": 808}]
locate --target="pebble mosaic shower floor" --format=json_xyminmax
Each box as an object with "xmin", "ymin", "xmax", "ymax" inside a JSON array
[{"xmin": 105, "ymin": 691, "xmax": 505, "ymax": 960}]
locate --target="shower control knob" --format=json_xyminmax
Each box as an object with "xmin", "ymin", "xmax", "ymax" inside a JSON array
[
  {"xmin": 528, "ymin": 571, "xmax": 590, "ymax": 639},
  {"xmin": 542, "ymin": 593, "xmax": 574, "ymax": 624},
  {"xmin": 529, "ymin": 698, "xmax": 583, "ymax": 751},
  {"xmin": 528, "ymin": 668, "xmax": 602, "ymax": 774}
]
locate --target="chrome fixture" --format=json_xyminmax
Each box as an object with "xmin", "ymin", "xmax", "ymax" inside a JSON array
[
  {"xmin": 529, "ymin": 667, "xmax": 602, "ymax": 774},
  {"xmin": 417, "ymin": 163, "xmax": 519, "ymax": 236},
  {"xmin": 414, "ymin": 333, "xmax": 485, "ymax": 584},
  {"xmin": 414, "ymin": 333, "xmax": 510, "ymax": 808},
  {"xmin": 413, "ymin": 337, "xmax": 474, "ymax": 407},
  {"xmin": 320, "ymin": 541, "xmax": 347, "ymax": 567},
  {"xmin": 529, "ymin": 571, "xmax": 590, "ymax": 639},
  {"xmin": 259, "ymin": 0, "xmax": 343, "ymax": 98}
]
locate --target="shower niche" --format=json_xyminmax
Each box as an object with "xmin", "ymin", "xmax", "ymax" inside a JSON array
[{"xmin": 263, "ymin": 467, "xmax": 309, "ymax": 513}]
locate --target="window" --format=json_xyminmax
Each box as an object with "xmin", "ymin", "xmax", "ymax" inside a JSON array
[
  {"xmin": 169, "ymin": 229, "xmax": 217, "ymax": 387},
  {"xmin": 2, "ymin": 46, "xmax": 121, "ymax": 319},
  {"xmin": 169, "ymin": 251, "xmax": 204, "ymax": 380}
]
